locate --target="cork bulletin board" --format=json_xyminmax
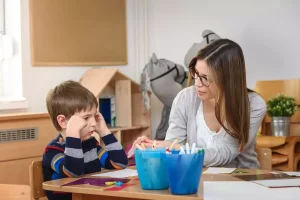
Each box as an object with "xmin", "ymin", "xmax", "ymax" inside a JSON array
[{"xmin": 29, "ymin": 0, "xmax": 127, "ymax": 66}]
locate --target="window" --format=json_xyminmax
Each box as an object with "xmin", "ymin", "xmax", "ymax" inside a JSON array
[{"xmin": 0, "ymin": 0, "xmax": 27, "ymax": 110}]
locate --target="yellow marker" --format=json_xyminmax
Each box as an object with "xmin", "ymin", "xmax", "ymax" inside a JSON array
[
  {"xmin": 105, "ymin": 181, "xmax": 116, "ymax": 186},
  {"xmin": 169, "ymin": 138, "xmax": 178, "ymax": 150},
  {"xmin": 136, "ymin": 143, "xmax": 143, "ymax": 150},
  {"xmin": 152, "ymin": 140, "xmax": 157, "ymax": 150},
  {"xmin": 141, "ymin": 143, "xmax": 146, "ymax": 150}
]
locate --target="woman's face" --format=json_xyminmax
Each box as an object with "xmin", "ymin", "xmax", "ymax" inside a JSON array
[{"xmin": 194, "ymin": 60, "xmax": 217, "ymax": 100}]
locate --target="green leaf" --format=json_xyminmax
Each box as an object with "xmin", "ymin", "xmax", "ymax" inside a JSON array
[{"xmin": 266, "ymin": 93, "xmax": 298, "ymax": 117}]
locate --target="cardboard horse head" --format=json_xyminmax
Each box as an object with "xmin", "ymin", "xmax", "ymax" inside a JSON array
[{"xmin": 141, "ymin": 53, "xmax": 187, "ymax": 110}]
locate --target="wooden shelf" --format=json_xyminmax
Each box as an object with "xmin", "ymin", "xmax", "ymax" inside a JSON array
[{"xmin": 109, "ymin": 126, "xmax": 149, "ymax": 132}]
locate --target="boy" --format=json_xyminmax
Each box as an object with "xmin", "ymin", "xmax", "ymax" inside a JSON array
[{"xmin": 42, "ymin": 80, "xmax": 128, "ymax": 200}]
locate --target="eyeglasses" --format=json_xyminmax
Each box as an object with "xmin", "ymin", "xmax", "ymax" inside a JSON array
[{"xmin": 189, "ymin": 68, "xmax": 210, "ymax": 87}]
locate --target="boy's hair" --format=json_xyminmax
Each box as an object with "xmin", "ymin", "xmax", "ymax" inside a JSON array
[{"xmin": 46, "ymin": 80, "xmax": 98, "ymax": 131}]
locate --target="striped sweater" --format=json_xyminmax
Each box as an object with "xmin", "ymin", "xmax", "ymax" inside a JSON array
[{"xmin": 42, "ymin": 133, "xmax": 128, "ymax": 200}]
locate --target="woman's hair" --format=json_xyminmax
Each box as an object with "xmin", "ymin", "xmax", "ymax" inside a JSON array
[{"xmin": 189, "ymin": 39, "xmax": 251, "ymax": 151}]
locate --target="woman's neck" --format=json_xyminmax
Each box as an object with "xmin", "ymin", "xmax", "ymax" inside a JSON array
[{"xmin": 202, "ymin": 98, "xmax": 216, "ymax": 112}]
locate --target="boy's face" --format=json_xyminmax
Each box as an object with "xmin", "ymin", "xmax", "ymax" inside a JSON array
[{"xmin": 73, "ymin": 105, "xmax": 98, "ymax": 141}]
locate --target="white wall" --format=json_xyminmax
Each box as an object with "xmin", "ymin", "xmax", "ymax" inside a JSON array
[
  {"xmin": 20, "ymin": 0, "xmax": 139, "ymax": 112},
  {"xmin": 146, "ymin": 0, "xmax": 300, "ymax": 138}
]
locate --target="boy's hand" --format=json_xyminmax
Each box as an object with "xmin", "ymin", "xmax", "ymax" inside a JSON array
[
  {"xmin": 95, "ymin": 112, "xmax": 110, "ymax": 137},
  {"xmin": 66, "ymin": 115, "xmax": 87, "ymax": 138}
]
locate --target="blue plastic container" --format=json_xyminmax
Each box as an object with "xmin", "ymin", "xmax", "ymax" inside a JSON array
[
  {"xmin": 134, "ymin": 148, "xmax": 169, "ymax": 190},
  {"xmin": 165, "ymin": 151, "xmax": 205, "ymax": 195}
]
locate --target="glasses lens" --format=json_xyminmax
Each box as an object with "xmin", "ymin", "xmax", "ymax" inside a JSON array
[{"xmin": 200, "ymin": 76, "xmax": 209, "ymax": 86}]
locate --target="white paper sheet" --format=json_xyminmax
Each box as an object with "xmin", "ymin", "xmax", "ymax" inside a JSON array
[
  {"xmin": 284, "ymin": 172, "xmax": 300, "ymax": 176},
  {"xmin": 204, "ymin": 181, "xmax": 300, "ymax": 200},
  {"xmin": 252, "ymin": 178, "xmax": 300, "ymax": 188},
  {"xmin": 92, "ymin": 169, "xmax": 138, "ymax": 178},
  {"xmin": 203, "ymin": 167, "xmax": 236, "ymax": 174}
]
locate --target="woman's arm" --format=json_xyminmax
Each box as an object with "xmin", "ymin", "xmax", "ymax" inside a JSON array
[{"xmin": 164, "ymin": 89, "xmax": 189, "ymax": 144}]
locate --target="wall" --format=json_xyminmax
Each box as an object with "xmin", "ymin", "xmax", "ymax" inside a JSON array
[
  {"xmin": 147, "ymin": 0, "xmax": 300, "ymax": 87},
  {"xmin": 146, "ymin": 0, "xmax": 300, "ymax": 138},
  {"xmin": 20, "ymin": 0, "xmax": 139, "ymax": 112},
  {"xmin": 18, "ymin": 0, "xmax": 157, "ymax": 137}
]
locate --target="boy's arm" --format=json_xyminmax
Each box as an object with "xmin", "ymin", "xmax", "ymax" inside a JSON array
[
  {"xmin": 43, "ymin": 137, "xmax": 84, "ymax": 178},
  {"xmin": 96, "ymin": 133, "xmax": 128, "ymax": 169}
]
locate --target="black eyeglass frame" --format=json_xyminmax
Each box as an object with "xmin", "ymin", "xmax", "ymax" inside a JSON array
[{"xmin": 189, "ymin": 67, "xmax": 210, "ymax": 87}]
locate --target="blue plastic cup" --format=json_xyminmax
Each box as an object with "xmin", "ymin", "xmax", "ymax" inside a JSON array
[
  {"xmin": 165, "ymin": 151, "xmax": 205, "ymax": 195},
  {"xmin": 134, "ymin": 148, "xmax": 169, "ymax": 190}
]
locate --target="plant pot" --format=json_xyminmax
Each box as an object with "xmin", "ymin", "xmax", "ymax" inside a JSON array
[{"xmin": 271, "ymin": 116, "xmax": 290, "ymax": 136}]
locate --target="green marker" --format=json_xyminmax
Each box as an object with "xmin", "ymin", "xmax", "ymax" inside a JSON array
[{"xmin": 198, "ymin": 149, "xmax": 205, "ymax": 154}]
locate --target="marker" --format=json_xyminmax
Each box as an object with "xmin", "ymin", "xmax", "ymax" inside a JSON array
[
  {"xmin": 115, "ymin": 181, "xmax": 123, "ymax": 186},
  {"xmin": 141, "ymin": 143, "xmax": 146, "ymax": 150},
  {"xmin": 136, "ymin": 144, "xmax": 143, "ymax": 150},
  {"xmin": 152, "ymin": 140, "xmax": 157, "ymax": 150},
  {"xmin": 169, "ymin": 137, "xmax": 178, "ymax": 150},
  {"xmin": 166, "ymin": 147, "xmax": 171, "ymax": 154},
  {"xmin": 198, "ymin": 149, "xmax": 204, "ymax": 154},
  {"xmin": 191, "ymin": 143, "xmax": 196, "ymax": 154},
  {"xmin": 179, "ymin": 146, "xmax": 185, "ymax": 154},
  {"xmin": 105, "ymin": 181, "xmax": 116, "ymax": 186},
  {"xmin": 180, "ymin": 146, "xmax": 185, "ymax": 154},
  {"xmin": 186, "ymin": 143, "xmax": 190, "ymax": 154}
]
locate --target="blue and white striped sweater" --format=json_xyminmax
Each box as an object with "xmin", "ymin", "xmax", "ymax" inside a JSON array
[{"xmin": 42, "ymin": 133, "xmax": 128, "ymax": 200}]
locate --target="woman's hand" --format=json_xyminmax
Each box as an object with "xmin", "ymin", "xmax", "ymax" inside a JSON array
[
  {"xmin": 127, "ymin": 136, "xmax": 152, "ymax": 158},
  {"xmin": 127, "ymin": 137, "xmax": 180, "ymax": 158}
]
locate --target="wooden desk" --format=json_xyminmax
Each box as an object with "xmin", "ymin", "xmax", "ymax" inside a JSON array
[{"xmin": 43, "ymin": 168, "xmax": 268, "ymax": 200}]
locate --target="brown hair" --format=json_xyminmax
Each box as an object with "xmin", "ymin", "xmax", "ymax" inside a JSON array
[
  {"xmin": 46, "ymin": 80, "xmax": 98, "ymax": 131},
  {"xmin": 189, "ymin": 39, "xmax": 251, "ymax": 151}
]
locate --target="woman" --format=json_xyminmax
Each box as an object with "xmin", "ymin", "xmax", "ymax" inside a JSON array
[{"xmin": 128, "ymin": 38, "xmax": 266, "ymax": 169}]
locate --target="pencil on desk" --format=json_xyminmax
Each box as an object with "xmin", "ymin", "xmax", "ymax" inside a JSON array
[
  {"xmin": 136, "ymin": 144, "xmax": 143, "ymax": 150},
  {"xmin": 169, "ymin": 137, "xmax": 178, "ymax": 150},
  {"xmin": 152, "ymin": 140, "xmax": 157, "ymax": 150}
]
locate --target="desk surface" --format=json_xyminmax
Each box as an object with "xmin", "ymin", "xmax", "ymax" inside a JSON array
[{"xmin": 42, "ymin": 168, "xmax": 270, "ymax": 200}]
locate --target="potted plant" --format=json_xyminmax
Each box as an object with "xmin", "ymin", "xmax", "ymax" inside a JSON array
[{"xmin": 267, "ymin": 94, "xmax": 298, "ymax": 136}]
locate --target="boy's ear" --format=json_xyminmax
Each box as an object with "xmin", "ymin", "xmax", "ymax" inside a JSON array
[{"xmin": 57, "ymin": 115, "xmax": 67, "ymax": 129}]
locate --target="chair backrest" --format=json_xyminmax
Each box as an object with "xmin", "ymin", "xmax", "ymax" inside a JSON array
[
  {"xmin": 0, "ymin": 184, "xmax": 30, "ymax": 200},
  {"xmin": 256, "ymin": 148, "xmax": 272, "ymax": 170},
  {"xmin": 255, "ymin": 79, "xmax": 300, "ymax": 136},
  {"xmin": 29, "ymin": 161, "xmax": 46, "ymax": 200}
]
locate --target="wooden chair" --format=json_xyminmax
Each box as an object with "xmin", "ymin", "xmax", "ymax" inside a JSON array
[
  {"xmin": 255, "ymin": 79, "xmax": 300, "ymax": 171},
  {"xmin": 256, "ymin": 148, "xmax": 272, "ymax": 170},
  {"xmin": 29, "ymin": 161, "xmax": 46, "ymax": 200},
  {"xmin": 0, "ymin": 184, "xmax": 30, "ymax": 200}
]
